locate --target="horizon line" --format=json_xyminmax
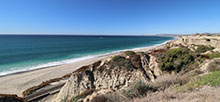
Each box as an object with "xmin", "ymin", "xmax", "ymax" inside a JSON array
[{"xmin": 0, "ymin": 33, "xmax": 186, "ymax": 35}]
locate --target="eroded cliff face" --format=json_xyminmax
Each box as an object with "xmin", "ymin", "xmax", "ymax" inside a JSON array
[{"xmin": 53, "ymin": 52, "xmax": 161, "ymax": 102}]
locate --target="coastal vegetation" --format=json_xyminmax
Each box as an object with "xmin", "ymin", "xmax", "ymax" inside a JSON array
[
  {"xmin": 123, "ymin": 80, "xmax": 157, "ymax": 98},
  {"xmin": 195, "ymin": 45, "xmax": 214, "ymax": 53},
  {"xmin": 204, "ymin": 52, "xmax": 220, "ymax": 59},
  {"xmin": 158, "ymin": 48, "xmax": 194, "ymax": 72},
  {"xmin": 112, "ymin": 55, "xmax": 126, "ymax": 62},
  {"xmin": 111, "ymin": 52, "xmax": 141, "ymax": 70},
  {"xmin": 193, "ymin": 71, "xmax": 220, "ymax": 86},
  {"xmin": 111, "ymin": 55, "xmax": 133, "ymax": 69},
  {"xmin": 177, "ymin": 71, "xmax": 220, "ymax": 92},
  {"xmin": 124, "ymin": 51, "xmax": 136, "ymax": 56}
]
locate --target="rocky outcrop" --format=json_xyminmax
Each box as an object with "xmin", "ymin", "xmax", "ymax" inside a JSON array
[{"xmin": 53, "ymin": 52, "xmax": 161, "ymax": 102}]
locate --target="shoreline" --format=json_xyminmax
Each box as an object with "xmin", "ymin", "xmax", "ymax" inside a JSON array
[
  {"xmin": 0, "ymin": 38, "xmax": 175, "ymax": 96},
  {"xmin": 0, "ymin": 37, "xmax": 175, "ymax": 77}
]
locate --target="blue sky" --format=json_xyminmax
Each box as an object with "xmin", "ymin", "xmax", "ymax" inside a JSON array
[{"xmin": 0, "ymin": 0, "xmax": 219, "ymax": 35}]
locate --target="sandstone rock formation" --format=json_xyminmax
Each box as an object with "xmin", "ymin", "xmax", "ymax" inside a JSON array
[{"xmin": 53, "ymin": 52, "xmax": 161, "ymax": 102}]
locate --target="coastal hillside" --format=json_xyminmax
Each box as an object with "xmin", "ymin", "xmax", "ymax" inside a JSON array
[
  {"xmin": 2, "ymin": 34, "xmax": 220, "ymax": 102},
  {"xmin": 53, "ymin": 34, "xmax": 220, "ymax": 102}
]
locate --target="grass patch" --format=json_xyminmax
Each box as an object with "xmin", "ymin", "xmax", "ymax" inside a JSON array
[
  {"xmin": 204, "ymin": 52, "xmax": 220, "ymax": 59},
  {"xmin": 195, "ymin": 71, "xmax": 220, "ymax": 86},
  {"xmin": 177, "ymin": 71, "xmax": 220, "ymax": 92}
]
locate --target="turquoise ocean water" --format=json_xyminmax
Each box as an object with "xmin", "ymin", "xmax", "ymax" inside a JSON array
[{"xmin": 0, "ymin": 35, "xmax": 174, "ymax": 76}]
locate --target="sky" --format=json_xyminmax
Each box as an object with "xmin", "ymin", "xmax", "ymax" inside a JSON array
[{"xmin": 0, "ymin": 0, "xmax": 220, "ymax": 35}]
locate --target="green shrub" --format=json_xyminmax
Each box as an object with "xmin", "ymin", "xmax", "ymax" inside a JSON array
[
  {"xmin": 159, "ymin": 48, "xmax": 194, "ymax": 72},
  {"xmin": 195, "ymin": 45, "xmax": 214, "ymax": 53},
  {"xmin": 124, "ymin": 80, "xmax": 157, "ymax": 98},
  {"xmin": 124, "ymin": 51, "xmax": 136, "ymax": 56},
  {"xmin": 111, "ymin": 55, "xmax": 133, "ymax": 71},
  {"xmin": 112, "ymin": 55, "xmax": 125, "ymax": 62},
  {"xmin": 112, "ymin": 53, "xmax": 142, "ymax": 70},
  {"xmin": 117, "ymin": 59, "xmax": 133, "ymax": 69}
]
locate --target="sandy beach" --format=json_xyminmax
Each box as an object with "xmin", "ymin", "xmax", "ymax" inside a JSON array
[{"xmin": 0, "ymin": 43, "xmax": 167, "ymax": 97}]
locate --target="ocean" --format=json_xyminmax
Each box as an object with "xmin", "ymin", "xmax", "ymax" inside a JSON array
[{"xmin": 0, "ymin": 35, "xmax": 174, "ymax": 76}]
